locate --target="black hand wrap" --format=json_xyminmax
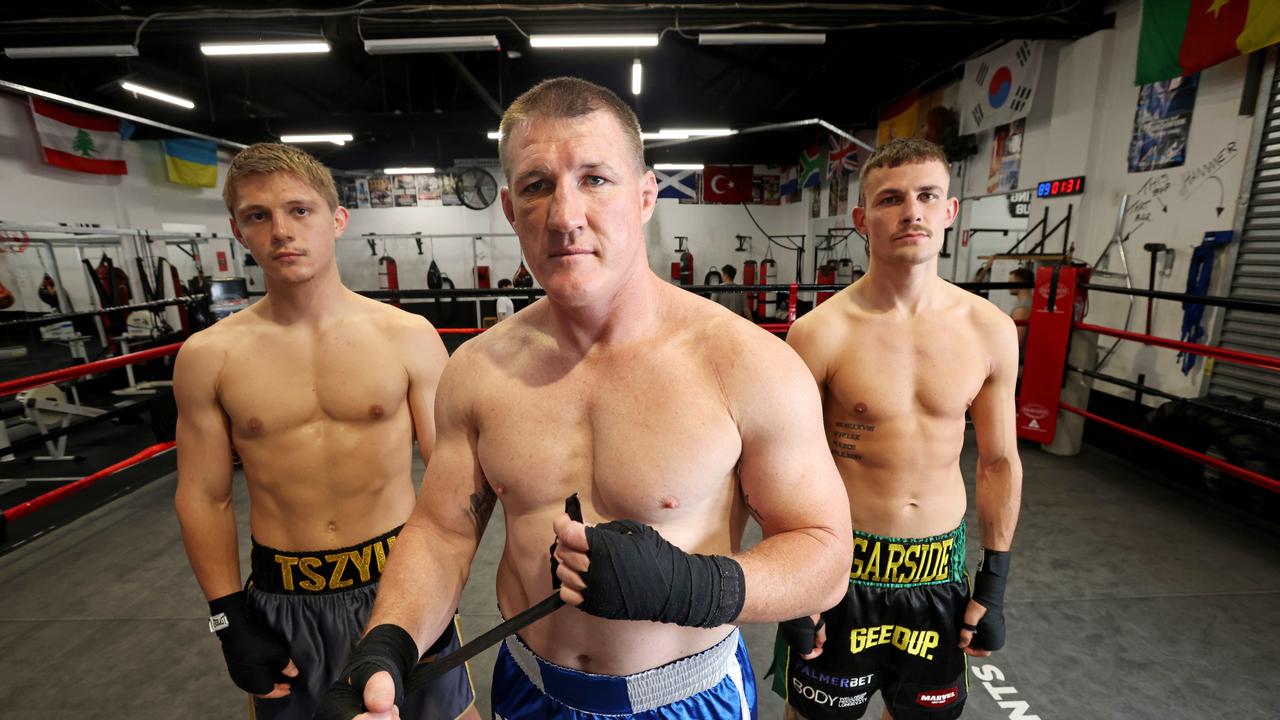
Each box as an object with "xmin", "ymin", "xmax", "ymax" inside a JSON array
[
  {"xmin": 207, "ymin": 591, "xmax": 291, "ymax": 694},
  {"xmin": 578, "ymin": 520, "xmax": 745, "ymax": 628},
  {"xmin": 314, "ymin": 624, "xmax": 418, "ymax": 720},
  {"xmin": 779, "ymin": 615, "xmax": 826, "ymax": 655},
  {"xmin": 970, "ymin": 548, "xmax": 1011, "ymax": 651},
  {"xmin": 549, "ymin": 493, "xmax": 583, "ymax": 591}
]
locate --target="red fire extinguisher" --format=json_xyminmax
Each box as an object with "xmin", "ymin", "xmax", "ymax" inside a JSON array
[
  {"xmin": 379, "ymin": 253, "xmax": 400, "ymax": 307},
  {"xmin": 742, "ymin": 259, "xmax": 758, "ymax": 316},
  {"xmin": 816, "ymin": 261, "xmax": 837, "ymax": 305}
]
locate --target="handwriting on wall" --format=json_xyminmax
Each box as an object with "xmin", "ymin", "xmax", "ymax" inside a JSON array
[{"xmin": 1180, "ymin": 141, "xmax": 1238, "ymax": 216}]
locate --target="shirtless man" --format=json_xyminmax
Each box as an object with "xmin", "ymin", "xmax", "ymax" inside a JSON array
[
  {"xmin": 315, "ymin": 77, "xmax": 852, "ymax": 720},
  {"xmin": 173, "ymin": 143, "xmax": 476, "ymax": 720},
  {"xmin": 774, "ymin": 137, "xmax": 1022, "ymax": 720}
]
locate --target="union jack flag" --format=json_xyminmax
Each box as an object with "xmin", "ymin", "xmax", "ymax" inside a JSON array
[{"xmin": 828, "ymin": 134, "xmax": 860, "ymax": 179}]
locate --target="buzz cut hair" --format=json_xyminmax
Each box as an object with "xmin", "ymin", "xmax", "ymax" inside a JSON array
[
  {"xmin": 498, "ymin": 76, "xmax": 644, "ymax": 176},
  {"xmin": 223, "ymin": 142, "xmax": 339, "ymax": 213},
  {"xmin": 857, "ymin": 137, "xmax": 951, "ymax": 207}
]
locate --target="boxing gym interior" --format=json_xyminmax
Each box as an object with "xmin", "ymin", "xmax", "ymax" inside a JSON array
[{"xmin": 2, "ymin": 2, "xmax": 1279, "ymax": 718}]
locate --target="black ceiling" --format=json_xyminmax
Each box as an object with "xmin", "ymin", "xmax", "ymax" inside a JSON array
[{"xmin": 0, "ymin": 1, "xmax": 1112, "ymax": 171}]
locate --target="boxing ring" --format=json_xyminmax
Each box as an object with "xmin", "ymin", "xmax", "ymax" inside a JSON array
[{"xmin": 2, "ymin": 274, "xmax": 1279, "ymax": 718}]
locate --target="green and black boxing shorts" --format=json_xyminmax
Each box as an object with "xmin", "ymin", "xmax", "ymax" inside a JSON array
[
  {"xmin": 772, "ymin": 523, "xmax": 970, "ymax": 720},
  {"xmin": 246, "ymin": 527, "xmax": 476, "ymax": 720}
]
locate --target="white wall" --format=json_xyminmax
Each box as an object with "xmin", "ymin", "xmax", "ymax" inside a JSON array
[
  {"xmin": 1034, "ymin": 0, "xmax": 1253, "ymax": 404},
  {"xmin": 0, "ymin": 93, "xmax": 234, "ymax": 332}
]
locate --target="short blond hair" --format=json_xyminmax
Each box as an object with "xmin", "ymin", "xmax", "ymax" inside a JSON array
[
  {"xmin": 498, "ymin": 77, "xmax": 644, "ymax": 176},
  {"xmin": 857, "ymin": 137, "xmax": 950, "ymax": 207},
  {"xmin": 223, "ymin": 143, "xmax": 339, "ymax": 212}
]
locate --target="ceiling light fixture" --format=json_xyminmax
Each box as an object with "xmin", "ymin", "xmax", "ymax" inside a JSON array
[
  {"xmin": 384, "ymin": 167, "xmax": 436, "ymax": 174},
  {"xmin": 364, "ymin": 35, "xmax": 500, "ymax": 55},
  {"xmin": 119, "ymin": 81, "xmax": 195, "ymax": 110},
  {"xmin": 4, "ymin": 44, "xmax": 138, "ymax": 59},
  {"xmin": 654, "ymin": 163, "xmax": 704, "ymax": 170},
  {"xmin": 697, "ymin": 33, "xmax": 826, "ymax": 46},
  {"xmin": 529, "ymin": 34, "xmax": 659, "ymax": 49},
  {"xmin": 201, "ymin": 41, "xmax": 330, "ymax": 57},
  {"xmin": 632, "ymin": 59, "xmax": 643, "ymax": 95},
  {"xmin": 280, "ymin": 133, "xmax": 353, "ymax": 145},
  {"xmin": 642, "ymin": 128, "xmax": 736, "ymax": 140}
]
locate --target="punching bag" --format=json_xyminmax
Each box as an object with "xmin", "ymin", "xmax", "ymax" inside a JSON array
[
  {"xmin": 742, "ymin": 259, "xmax": 758, "ymax": 316},
  {"xmin": 427, "ymin": 259, "xmax": 443, "ymax": 290},
  {"xmin": 704, "ymin": 265, "xmax": 722, "ymax": 285},
  {"xmin": 671, "ymin": 262, "xmax": 682, "ymax": 283},
  {"xmin": 678, "ymin": 249, "xmax": 694, "ymax": 286},
  {"xmin": 816, "ymin": 261, "xmax": 837, "ymax": 305},
  {"xmin": 513, "ymin": 261, "xmax": 533, "ymax": 288},
  {"xmin": 758, "ymin": 257, "xmax": 776, "ymax": 318},
  {"xmin": 476, "ymin": 265, "xmax": 491, "ymax": 289},
  {"xmin": 0, "ymin": 280, "xmax": 12, "ymax": 310},
  {"xmin": 379, "ymin": 254, "xmax": 400, "ymax": 307},
  {"xmin": 836, "ymin": 258, "xmax": 853, "ymax": 286}
]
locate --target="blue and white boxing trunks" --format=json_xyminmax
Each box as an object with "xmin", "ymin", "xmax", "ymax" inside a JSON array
[{"xmin": 492, "ymin": 628, "xmax": 757, "ymax": 719}]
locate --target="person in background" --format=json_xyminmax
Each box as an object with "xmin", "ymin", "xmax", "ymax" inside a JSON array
[
  {"xmin": 713, "ymin": 264, "xmax": 753, "ymax": 320},
  {"xmin": 495, "ymin": 278, "xmax": 515, "ymax": 322}
]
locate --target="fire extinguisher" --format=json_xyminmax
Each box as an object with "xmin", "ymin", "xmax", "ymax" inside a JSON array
[
  {"xmin": 816, "ymin": 261, "xmax": 837, "ymax": 305},
  {"xmin": 379, "ymin": 252, "xmax": 400, "ymax": 307},
  {"xmin": 742, "ymin": 259, "xmax": 758, "ymax": 316}
]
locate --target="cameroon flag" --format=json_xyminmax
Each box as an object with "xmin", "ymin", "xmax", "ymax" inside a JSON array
[{"xmin": 1136, "ymin": 0, "xmax": 1280, "ymax": 85}]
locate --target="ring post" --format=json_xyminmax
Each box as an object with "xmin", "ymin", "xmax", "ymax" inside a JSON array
[{"xmin": 1017, "ymin": 266, "xmax": 1079, "ymax": 443}]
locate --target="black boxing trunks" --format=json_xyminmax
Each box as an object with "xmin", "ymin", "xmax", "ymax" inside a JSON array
[
  {"xmin": 771, "ymin": 523, "xmax": 969, "ymax": 720},
  {"xmin": 246, "ymin": 528, "xmax": 475, "ymax": 720}
]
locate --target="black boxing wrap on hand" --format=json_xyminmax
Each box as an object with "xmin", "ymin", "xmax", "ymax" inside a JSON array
[
  {"xmin": 207, "ymin": 591, "xmax": 291, "ymax": 694},
  {"xmin": 313, "ymin": 624, "xmax": 418, "ymax": 720},
  {"xmin": 578, "ymin": 520, "xmax": 745, "ymax": 628},
  {"xmin": 779, "ymin": 615, "xmax": 826, "ymax": 655},
  {"xmin": 971, "ymin": 548, "xmax": 1011, "ymax": 651}
]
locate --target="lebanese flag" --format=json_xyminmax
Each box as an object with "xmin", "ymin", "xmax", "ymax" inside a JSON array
[
  {"xmin": 1136, "ymin": 0, "xmax": 1280, "ymax": 85},
  {"xmin": 30, "ymin": 98, "xmax": 129, "ymax": 175},
  {"xmin": 702, "ymin": 165, "xmax": 753, "ymax": 204}
]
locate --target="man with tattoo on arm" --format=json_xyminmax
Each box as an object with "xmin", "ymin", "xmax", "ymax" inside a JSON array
[
  {"xmin": 314, "ymin": 76, "xmax": 852, "ymax": 720},
  {"xmin": 774, "ymin": 137, "xmax": 1023, "ymax": 720}
]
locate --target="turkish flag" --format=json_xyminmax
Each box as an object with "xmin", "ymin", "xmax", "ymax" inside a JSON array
[{"xmin": 702, "ymin": 165, "xmax": 753, "ymax": 204}]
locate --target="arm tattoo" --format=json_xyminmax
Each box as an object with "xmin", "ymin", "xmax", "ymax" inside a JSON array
[{"xmin": 467, "ymin": 485, "xmax": 497, "ymax": 533}]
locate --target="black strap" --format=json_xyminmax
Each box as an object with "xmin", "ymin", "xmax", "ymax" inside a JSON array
[{"xmin": 402, "ymin": 494, "xmax": 583, "ymax": 697}]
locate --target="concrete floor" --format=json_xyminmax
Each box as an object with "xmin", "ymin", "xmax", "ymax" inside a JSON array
[{"xmin": 2, "ymin": 433, "xmax": 1279, "ymax": 719}]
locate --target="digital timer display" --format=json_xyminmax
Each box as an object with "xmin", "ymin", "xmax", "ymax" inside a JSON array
[{"xmin": 1036, "ymin": 176, "xmax": 1085, "ymax": 198}]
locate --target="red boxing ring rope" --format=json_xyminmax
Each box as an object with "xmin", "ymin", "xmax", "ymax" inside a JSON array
[
  {"xmin": 0, "ymin": 342, "xmax": 183, "ymax": 398},
  {"xmin": 1060, "ymin": 404, "xmax": 1279, "ymax": 492},
  {"xmin": 2, "ymin": 441, "xmax": 176, "ymax": 523},
  {"xmin": 1074, "ymin": 322, "xmax": 1280, "ymax": 372}
]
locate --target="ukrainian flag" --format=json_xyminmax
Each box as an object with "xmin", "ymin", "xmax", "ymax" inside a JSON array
[{"xmin": 162, "ymin": 138, "xmax": 217, "ymax": 188}]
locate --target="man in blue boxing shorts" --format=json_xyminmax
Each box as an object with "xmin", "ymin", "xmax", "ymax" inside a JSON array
[{"xmin": 314, "ymin": 76, "xmax": 853, "ymax": 720}]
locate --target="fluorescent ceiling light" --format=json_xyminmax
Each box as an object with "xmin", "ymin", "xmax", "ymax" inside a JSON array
[
  {"xmin": 120, "ymin": 81, "xmax": 195, "ymax": 110},
  {"xmin": 487, "ymin": 131, "xmax": 501, "ymax": 140},
  {"xmin": 642, "ymin": 128, "xmax": 736, "ymax": 140},
  {"xmin": 4, "ymin": 44, "xmax": 138, "ymax": 59},
  {"xmin": 365, "ymin": 35, "xmax": 499, "ymax": 54},
  {"xmin": 280, "ymin": 133, "xmax": 353, "ymax": 145},
  {"xmin": 385, "ymin": 167, "xmax": 436, "ymax": 174},
  {"xmin": 698, "ymin": 33, "xmax": 826, "ymax": 45},
  {"xmin": 654, "ymin": 163, "xmax": 704, "ymax": 170},
  {"xmin": 632, "ymin": 59, "xmax": 643, "ymax": 95},
  {"xmin": 530, "ymin": 34, "xmax": 658, "ymax": 49},
  {"xmin": 201, "ymin": 41, "xmax": 330, "ymax": 56}
]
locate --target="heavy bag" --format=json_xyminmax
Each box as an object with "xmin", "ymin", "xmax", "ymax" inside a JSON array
[
  {"xmin": 427, "ymin": 259, "xmax": 443, "ymax": 290},
  {"xmin": 742, "ymin": 259, "xmax": 757, "ymax": 316}
]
